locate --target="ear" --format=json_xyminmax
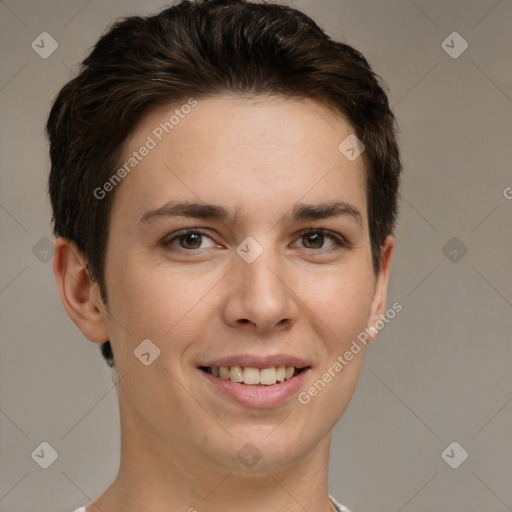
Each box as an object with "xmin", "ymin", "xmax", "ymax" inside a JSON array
[
  {"xmin": 366, "ymin": 235, "xmax": 395, "ymax": 342},
  {"xmin": 53, "ymin": 238, "xmax": 109, "ymax": 343}
]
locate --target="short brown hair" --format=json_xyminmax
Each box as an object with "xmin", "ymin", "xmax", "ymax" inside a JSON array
[{"xmin": 47, "ymin": 0, "xmax": 402, "ymax": 367}]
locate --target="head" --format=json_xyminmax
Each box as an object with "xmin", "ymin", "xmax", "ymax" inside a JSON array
[{"xmin": 48, "ymin": 0, "xmax": 401, "ymax": 474}]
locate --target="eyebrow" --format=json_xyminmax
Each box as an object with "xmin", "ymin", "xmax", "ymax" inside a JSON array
[{"xmin": 139, "ymin": 200, "xmax": 362, "ymax": 226}]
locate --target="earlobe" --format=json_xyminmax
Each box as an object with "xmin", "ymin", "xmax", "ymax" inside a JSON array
[
  {"xmin": 366, "ymin": 235, "xmax": 395, "ymax": 342},
  {"xmin": 53, "ymin": 238, "xmax": 110, "ymax": 343}
]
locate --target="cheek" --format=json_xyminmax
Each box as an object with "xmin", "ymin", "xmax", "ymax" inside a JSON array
[
  {"xmin": 301, "ymin": 265, "xmax": 375, "ymax": 343},
  {"xmin": 105, "ymin": 257, "xmax": 221, "ymax": 345},
  {"xmin": 296, "ymin": 271, "xmax": 374, "ymax": 426}
]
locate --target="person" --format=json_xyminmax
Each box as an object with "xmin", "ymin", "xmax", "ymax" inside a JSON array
[{"xmin": 46, "ymin": 1, "xmax": 402, "ymax": 510}]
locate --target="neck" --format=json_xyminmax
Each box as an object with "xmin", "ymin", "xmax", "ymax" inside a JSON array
[{"xmin": 89, "ymin": 399, "xmax": 335, "ymax": 512}]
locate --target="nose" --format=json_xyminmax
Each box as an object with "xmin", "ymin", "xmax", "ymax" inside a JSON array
[{"xmin": 222, "ymin": 244, "xmax": 300, "ymax": 333}]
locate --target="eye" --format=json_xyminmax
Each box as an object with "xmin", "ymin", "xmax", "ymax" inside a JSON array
[
  {"xmin": 293, "ymin": 228, "xmax": 348, "ymax": 250},
  {"xmin": 162, "ymin": 229, "xmax": 219, "ymax": 250},
  {"xmin": 161, "ymin": 228, "xmax": 348, "ymax": 253}
]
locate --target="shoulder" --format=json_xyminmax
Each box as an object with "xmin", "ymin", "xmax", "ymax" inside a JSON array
[
  {"xmin": 330, "ymin": 494, "xmax": 353, "ymax": 512},
  {"xmin": 76, "ymin": 500, "xmax": 350, "ymax": 512}
]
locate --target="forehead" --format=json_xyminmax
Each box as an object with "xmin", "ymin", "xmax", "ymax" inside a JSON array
[
  {"xmin": 130, "ymin": 95, "xmax": 355, "ymax": 152},
  {"xmin": 112, "ymin": 95, "xmax": 368, "ymax": 226}
]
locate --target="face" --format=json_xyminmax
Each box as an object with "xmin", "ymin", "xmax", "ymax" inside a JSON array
[{"xmin": 98, "ymin": 95, "xmax": 393, "ymax": 473}]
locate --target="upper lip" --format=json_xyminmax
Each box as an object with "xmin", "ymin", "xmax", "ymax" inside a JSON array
[{"xmin": 199, "ymin": 354, "xmax": 311, "ymax": 369}]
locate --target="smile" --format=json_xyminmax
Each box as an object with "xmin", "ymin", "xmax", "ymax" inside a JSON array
[
  {"xmin": 199, "ymin": 365, "xmax": 306, "ymax": 386},
  {"xmin": 198, "ymin": 362, "xmax": 311, "ymax": 408}
]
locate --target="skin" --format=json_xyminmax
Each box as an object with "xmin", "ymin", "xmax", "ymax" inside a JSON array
[{"xmin": 54, "ymin": 95, "xmax": 394, "ymax": 512}]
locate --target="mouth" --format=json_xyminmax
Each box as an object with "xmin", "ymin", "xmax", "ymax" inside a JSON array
[
  {"xmin": 197, "ymin": 358, "xmax": 312, "ymax": 408},
  {"xmin": 199, "ymin": 365, "xmax": 307, "ymax": 386}
]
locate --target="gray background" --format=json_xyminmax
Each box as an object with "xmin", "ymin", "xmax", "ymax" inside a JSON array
[{"xmin": 0, "ymin": 1, "xmax": 511, "ymax": 511}]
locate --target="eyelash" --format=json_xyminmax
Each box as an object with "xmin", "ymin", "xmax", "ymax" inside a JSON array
[{"xmin": 161, "ymin": 228, "xmax": 349, "ymax": 252}]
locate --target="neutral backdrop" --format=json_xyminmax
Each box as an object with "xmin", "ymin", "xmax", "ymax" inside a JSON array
[{"xmin": 0, "ymin": 1, "xmax": 511, "ymax": 511}]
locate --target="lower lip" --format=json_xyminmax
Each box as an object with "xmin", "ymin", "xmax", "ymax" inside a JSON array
[{"xmin": 199, "ymin": 368, "xmax": 311, "ymax": 408}]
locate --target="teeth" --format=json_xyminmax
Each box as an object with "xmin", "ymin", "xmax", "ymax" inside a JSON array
[
  {"xmin": 207, "ymin": 365, "xmax": 299, "ymax": 385},
  {"xmin": 276, "ymin": 365, "xmax": 286, "ymax": 381},
  {"xmin": 260, "ymin": 367, "xmax": 277, "ymax": 385},
  {"xmin": 229, "ymin": 365, "xmax": 243, "ymax": 383},
  {"xmin": 243, "ymin": 367, "xmax": 260, "ymax": 385}
]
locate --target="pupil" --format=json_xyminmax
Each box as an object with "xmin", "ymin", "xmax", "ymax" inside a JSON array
[
  {"xmin": 181, "ymin": 233, "xmax": 201, "ymax": 249},
  {"xmin": 305, "ymin": 232, "xmax": 323, "ymax": 248}
]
